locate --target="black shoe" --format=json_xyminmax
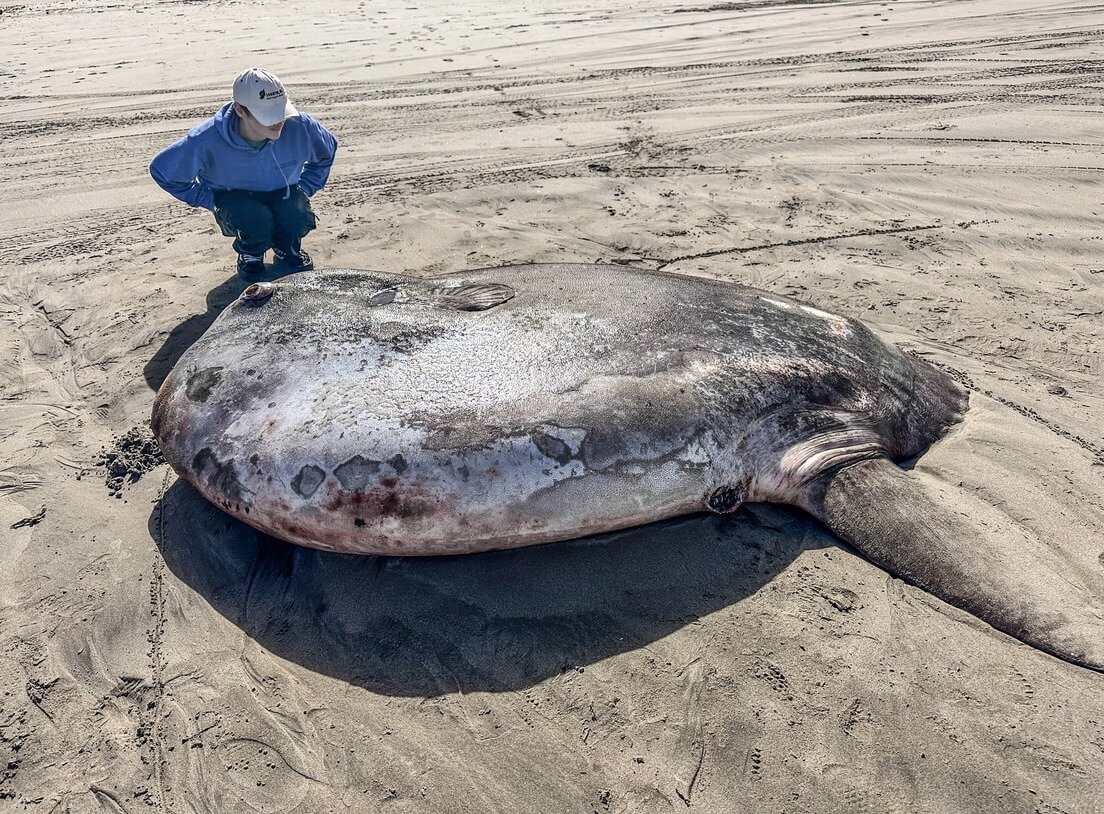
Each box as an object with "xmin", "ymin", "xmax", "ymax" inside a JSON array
[
  {"xmin": 274, "ymin": 247, "xmax": 314, "ymax": 272},
  {"xmin": 237, "ymin": 253, "xmax": 266, "ymax": 279}
]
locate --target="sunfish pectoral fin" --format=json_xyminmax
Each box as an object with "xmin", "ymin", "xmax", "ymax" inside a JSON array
[
  {"xmin": 801, "ymin": 456, "xmax": 1104, "ymax": 672},
  {"xmin": 429, "ymin": 282, "xmax": 516, "ymax": 311}
]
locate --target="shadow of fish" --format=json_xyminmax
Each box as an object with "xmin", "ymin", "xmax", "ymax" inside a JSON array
[{"xmin": 152, "ymin": 264, "xmax": 1103, "ymax": 672}]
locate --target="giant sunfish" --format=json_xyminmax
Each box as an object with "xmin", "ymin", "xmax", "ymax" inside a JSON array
[{"xmin": 152, "ymin": 264, "xmax": 1104, "ymax": 671}]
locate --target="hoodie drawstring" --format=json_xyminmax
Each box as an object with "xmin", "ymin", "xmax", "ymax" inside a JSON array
[{"xmin": 272, "ymin": 149, "xmax": 291, "ymax": 200}]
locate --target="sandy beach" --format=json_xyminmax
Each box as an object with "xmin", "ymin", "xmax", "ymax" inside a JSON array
[{"xmin": 2, "ymin": 0, "xmax": 1104, "ymax": 811}]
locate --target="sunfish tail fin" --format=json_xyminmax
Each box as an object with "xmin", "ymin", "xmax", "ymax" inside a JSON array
[{"xmin": 801, "ymin": 457, "xmax": 1104, "ymax": 672}]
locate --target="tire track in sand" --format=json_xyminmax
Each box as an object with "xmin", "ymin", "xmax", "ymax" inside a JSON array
[{"xmin": 144, "ymin": 468, "xmax": 173, "ymax": 814}]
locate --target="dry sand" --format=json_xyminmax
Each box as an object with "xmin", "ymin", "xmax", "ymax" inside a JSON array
[{"xmin": 3, "ymin": 0, "xmax": 1104, "ymax": 811}]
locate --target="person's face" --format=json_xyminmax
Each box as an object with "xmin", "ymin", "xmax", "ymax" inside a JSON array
[{"xmin": 235, "ymin": 103, "xmax": 286, "ymax": 140}]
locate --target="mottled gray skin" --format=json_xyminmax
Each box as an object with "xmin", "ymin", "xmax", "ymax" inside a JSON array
[
  {"xmin": 152, "ymin": 264, "xmax": 1102, "ymax": 671},
  {"xmin": 153, "ymin": 264, "xmax": 962, "ymax": 552}
]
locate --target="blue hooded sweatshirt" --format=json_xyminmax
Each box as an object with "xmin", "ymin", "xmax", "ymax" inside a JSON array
[{"xmin": 149, "ymin": 102, "xmax": 337, "ymax": 211}]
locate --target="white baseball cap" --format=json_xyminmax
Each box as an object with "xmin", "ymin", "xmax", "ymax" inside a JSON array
[{"xmin": 232, "ymin": 67, "xmax": 298, "ymax": 126}]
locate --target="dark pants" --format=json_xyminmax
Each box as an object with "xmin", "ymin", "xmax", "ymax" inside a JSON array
[{"xmin": 213, "ymin": 186, "xmax": 317, "ymax": 257}]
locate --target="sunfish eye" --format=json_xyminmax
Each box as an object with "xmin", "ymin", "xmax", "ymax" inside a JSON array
[{"xmin": 241, "ymin": 282, "xmax": 276, "ymax": 303}]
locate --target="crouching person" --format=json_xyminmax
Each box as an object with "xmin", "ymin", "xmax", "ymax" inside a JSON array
[{"xmin": 150, "ymin": 67, "xmax": 338, "ymax": 279}]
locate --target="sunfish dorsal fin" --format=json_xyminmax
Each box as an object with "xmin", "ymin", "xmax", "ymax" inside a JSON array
[{"xmin": 428, "ymin": 282, "xmax": 515, "ymax": 311}]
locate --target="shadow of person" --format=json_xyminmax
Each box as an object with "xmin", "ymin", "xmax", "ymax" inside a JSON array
[
  {"xmin": 143, "ymin": 262, "xmax": 297, "ymax": 392},
  {"xmin": 143, "ymin": 274, "xmax": 246, "ymax": 391},
  {"xmin": 153, "ymin": 478, "xmax": 831, "ymax": 697}
]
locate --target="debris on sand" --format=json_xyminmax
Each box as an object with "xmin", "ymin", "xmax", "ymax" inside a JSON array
[
  {"xmin": 94, "ymin": 426, "xmax": 165, "ymax": 498},
  {"xmin": 10, "ymin": 507, "xmax": 46, "ymax": 529}
]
